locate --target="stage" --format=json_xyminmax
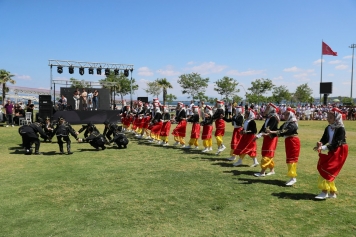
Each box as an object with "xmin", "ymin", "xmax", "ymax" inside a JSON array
[{"xmin": 52, "ymin": 110, "xmax": 122, "ymax": 124}]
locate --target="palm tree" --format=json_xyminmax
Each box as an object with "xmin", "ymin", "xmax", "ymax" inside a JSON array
[
  {"xmin": 156, "ymin": 78, "xmax": 173, "ymax": 105},
  {"xmin": 0, "ymin": 69, "xmax": 15, "ymax": 104}
]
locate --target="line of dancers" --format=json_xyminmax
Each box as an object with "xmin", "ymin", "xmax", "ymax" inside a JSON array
[{"xmin": 120, "ymin": 99, "xmax": 348, "ymax": 199}]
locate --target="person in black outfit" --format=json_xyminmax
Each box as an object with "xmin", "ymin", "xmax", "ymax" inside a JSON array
[
  {"xmin": 52, "ymin": 116, "xmax": 79, "ymax": 154},
  {"xmin": 103, "ymin": 120, "xmax": 120, "ymax": 144},
  {"xmin": 77, "ymin": 122, "xmax": 100, "ymax": 138},
  {"xmin": 78, "ymin": 128, "xmax": 106, "ymax": 150},
  {"xmin": 42, "ymin": 116, "xmax": 54, "ymax": 142},
  {"xmin": 110, "ymin": 126, "xmax": 129, "ymax": 149},
  {"xmin": 18, "ymin": 118, "xmax": 48, "ymax": 155}
]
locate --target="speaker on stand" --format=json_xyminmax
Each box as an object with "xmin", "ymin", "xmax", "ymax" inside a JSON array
[{"xmin": 39, "ymin": 95, "xmax": 53, "ymax": 120}]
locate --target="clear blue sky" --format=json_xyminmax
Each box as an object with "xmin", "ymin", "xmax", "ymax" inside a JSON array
[{"xmin": 1, "ymin": 0, "xmax": 356, "ymax": 101}]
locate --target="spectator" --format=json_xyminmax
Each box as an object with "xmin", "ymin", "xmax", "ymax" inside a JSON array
[
  {"xmin": 26, "ymin": 100, "xmax": 34, "ymax": 122},
  {"xmin": 13, "ymin": 103, "xmax": 25, "ymax": 125},
  {"xmin": 4, "ymin": 99, "xmax": 14, "ymax": 127}
]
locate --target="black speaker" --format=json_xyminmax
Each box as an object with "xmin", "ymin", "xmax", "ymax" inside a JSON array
[
  {"xmin": 137, "ymin": 97, "xmax": 149, "ymax": 103},
  {"xmin": 39, "ymin": 95, "xmax": 53, "ymax": 120},
  {"xmin": 320, "ymin": 82, "xmax": 332, "ymax": 94},
  {"xmin": 39, "ymin": 95, "xmax": 52, "ymax": 105}
]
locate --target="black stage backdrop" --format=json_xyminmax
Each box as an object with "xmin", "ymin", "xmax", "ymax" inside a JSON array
[
  {"xmin": 60, "ymin": 87, "xmax": 110, "ymax": 110},
  {"xmin": 53, "ymin": 110, "xmax": 121, "ymax": 124}
]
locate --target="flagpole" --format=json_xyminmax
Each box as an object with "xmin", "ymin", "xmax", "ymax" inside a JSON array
[{"xmin": 320, "ymin": 40, "xmax": 323, "ymax": 103}]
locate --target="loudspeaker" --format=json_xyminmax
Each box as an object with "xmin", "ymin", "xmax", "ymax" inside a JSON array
[
  {"xmin": 137, "ymin": 97, "xmax": 149, "ymax": 103},
  {"xmin": 39, "ymin": 95, "xmax": 53, "ymax": 120},
  {"xmin": 320, "ymin": 82, "xmax": 332, "ymax": 94}
]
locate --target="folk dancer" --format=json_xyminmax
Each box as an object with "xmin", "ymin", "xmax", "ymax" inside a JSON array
[
  {"xmin": 18, "ymin": 118, "xmax": 48, "ymax": 155},
  {"xmin": 159, "ymin": 106, "xmax": 172, "ymax": 146},
  {"xmin": 52, "ymin": 116, "xmax": 79, "ymax": 154},
  {"xmin": 185, "ymin": 105, "xmax": 200, "ymax": 149},
  {"xmin": 201, "ymin": 105, "xmax": 214, "ymax": 152},
  {"xmin": 254, "ymin": 103, "xmax": 280, "ymax": 177},
  {"xmin": 313, "ymin": 107, "xmax": 348, "ymax": 199},
  {"xmin": 267, "ymin": 107, "xmax": 300, "ymax": 186},
  {"xmin": 232, "ymin": 108, "xmax": 259, "ymax": 167},
  {"xmin": 212, "ymin": 100, "xmax": 226, "ymax": 154},
  {"xmin": 224, "ymin": 106, "xmax": 244, "ymax": 161},
  {"xmin": 172, "ymin": 102, "xmax": 187, "ymax": 147},
  {"xmin": 149, "ymin": 103, "xmax": 163, "ymax": 143}
]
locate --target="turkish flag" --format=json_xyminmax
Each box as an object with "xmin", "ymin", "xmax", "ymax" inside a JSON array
[{"xmin": 322, "ymin": 42, "xmax": 337, "ymax": 56}]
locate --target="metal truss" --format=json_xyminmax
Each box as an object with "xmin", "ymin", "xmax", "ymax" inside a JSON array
[
  {"xmin": 48, "ymin": 59, "xmax": 134, "ymax": 70},
  {"xmin": 52, "ymin": 79, "xmax": 119, "ymax": 87}
]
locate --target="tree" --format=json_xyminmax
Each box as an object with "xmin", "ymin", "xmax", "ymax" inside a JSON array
[
  {"xmin": 232, "ymin": 95, "xmax": 243, "ymax": 105},
  {"xmin": 294, "ymin": 83, "xmax": 313, "ymax": 103},
  {"xmin": 156, "ymin": 78, "xmax": 173, "ymax": 105},
  {"xmin": 100, "ymin": 72, "xmax": 139, "ymax": 102},
  {"xmin": 214, "ymin": 76, "xmax": 240, "ymax": 101},
  {"xmin": 246, "ymin": 78, "xmax": 274, "ymax": 105},
  {"xmin": 193, "ymin": 92, "xmax": 209, "ymax": 102},
  {"xmin": 271, "ymin": 85, "xmax": 291, "ymax": 104},
  {"xmin": 342, "ymin": 97, "xmax": 353, "ymax": 105},
  {"xmin": 177, "ymin": 73, "xmax": 209, "ymax": 99},
  {"xmin": 69, "ymin": 77, "xmax": 92, "ymax": 88},
  {"xmin": 166, "ymin": 93, "xmax": 177, "ymax": 104},
  {"xmin": 144, "ymin": 81, "xmax": 162, "ymax": 98},
  {"xmin": 0, "ymin": 69, "xmax": 15, "ymax": 104}
]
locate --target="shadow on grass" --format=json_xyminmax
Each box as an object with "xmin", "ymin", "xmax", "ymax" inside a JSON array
[
  {"xmin": 200, "ymin": 157, "xmax": 229, "ymax": 162},
  {"xmin": 237, "ymin": 178, "xmax": 286, "ymax": 187},
  {"xmin": 271, "ymin": 192, "xmax": 320, "ymax": 201},
  {"xmin": 223, "ymin": 170, "xmax": 257, "ymax": 176}
]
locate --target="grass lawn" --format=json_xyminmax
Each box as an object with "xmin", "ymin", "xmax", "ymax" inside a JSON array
[{"xmin": 0, "ymin": 120, "xmax": 355, "ymax": 237}]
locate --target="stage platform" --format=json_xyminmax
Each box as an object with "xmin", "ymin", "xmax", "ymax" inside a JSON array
[{"xmin": 52, "ymin": 110, "xmax": 122, "ymax": 124}]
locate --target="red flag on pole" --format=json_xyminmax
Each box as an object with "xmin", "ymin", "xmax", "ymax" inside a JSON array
[{"xmin": 322, "ymin": 41, "xmax": 337, "ymax": 56}]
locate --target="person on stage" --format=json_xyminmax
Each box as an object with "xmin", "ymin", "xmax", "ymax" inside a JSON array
[
  {"xmin": 73, "ymin": 89, "xmax": 80, "ymax": 110},
  {"xmin": 93, "ymin": 89, "xmax": 99, "ymax": 110},
  {"xmin": 313, "ymin": 107, "xmax": 348, "ymax": 199},
  {"xmin": 201, "ymin": 105, "xmax": 214, "ymax": 152},
  {"xmin": 212, "ymin": 100, "xmax": 226, "ymax": 155},
  {"xmin": 254, "ymin": 103, "xmax": 280, "ymax": 177},
  {"xmin": 185, "ymin": 105, "xmax": 200, "ymax": 149},
  {"xmin": 81, "ymin": 88, "xmax": 88, "ymax": 111},
  {"xmin": 87, "ymin": 90, "xmax": 93, "ymax": 111},
  {"xmin": 266, "ymin": 107, "xmax": 300, "ymax": 186},
  {"xmin": 232, "ymin": 108, "xmax": 259, "ymax": 167},
  {"xmin": 172, "ymin": 102, "xmax": 187, "ymax": 147},
  {"xmin": 224, "ymin": 106, "xmax": 244, "ymax": 161},
  {"xmin": 159, "ymin": 106, "xmax": 172, "ymax": 146}
]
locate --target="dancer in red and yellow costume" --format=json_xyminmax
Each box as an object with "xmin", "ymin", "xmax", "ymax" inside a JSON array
[
  {"xmin": 232, "ymin": 108, "xmax": 259, "ymax": 167},
  {"xmin": 267, "ymin": 107, "xmax": 300, "ymax": 186},
  {"xmin": 313, "ymin": 107, "xmax": 348, "ymax": 199},
  {"xmin": 159, "ymin": 106, "xmax": 172, "ymax": 146},
  {"xmin": 121, "ymin": 105, "xmax": 132, "ymax": 132},
  {"xmin": 212, "ymin": 100, "xmax": 226, "ymax": 155},
  {"xmin": 185, "ymin": 105, "xmax": 201, "ymax": 149},
  {"xmin": 201, "ymin": 105, "xmax": 213, "ymax": 152},
  {"xmin": 254, "ymin": 103, "xmax": 280, "ymax": 177},
  {"xmin": 149, "ymin": 102, "xmax": 163, "ymax": 143},
  {"xmin": 172, "ymin": 102, "xmax": 187, "ymax": 147},
  {"xmin": 224, "ymin": 106, "xmax": 244, "ymax": 161}
]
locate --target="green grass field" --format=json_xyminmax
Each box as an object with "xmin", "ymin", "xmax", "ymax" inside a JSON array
[{"xmin": 0, "ymin": 120, "xmax": 355, "ymax": 237}]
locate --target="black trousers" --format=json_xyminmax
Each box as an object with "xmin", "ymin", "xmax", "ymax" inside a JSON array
[{"xmin": 21, "ymin": 134, "xmax": 40, "ymax": 151}]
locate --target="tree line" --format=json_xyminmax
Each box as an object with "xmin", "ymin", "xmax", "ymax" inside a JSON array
[{"xmin": 0, "ymin": 69, "xmax": 354, "ymax": 105}]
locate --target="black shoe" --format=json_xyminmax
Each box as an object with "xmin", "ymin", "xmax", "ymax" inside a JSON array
[
  {"xmin": 67, "ymin": 151, "xmax": 73, "ymax": 155},
  {"xmin": 102, "ymin": 146, "xmax": 106, "ymax": 150},
  {"xmin": 34, "ymin": 152, "xmax": 42, "ymax": 155}
]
